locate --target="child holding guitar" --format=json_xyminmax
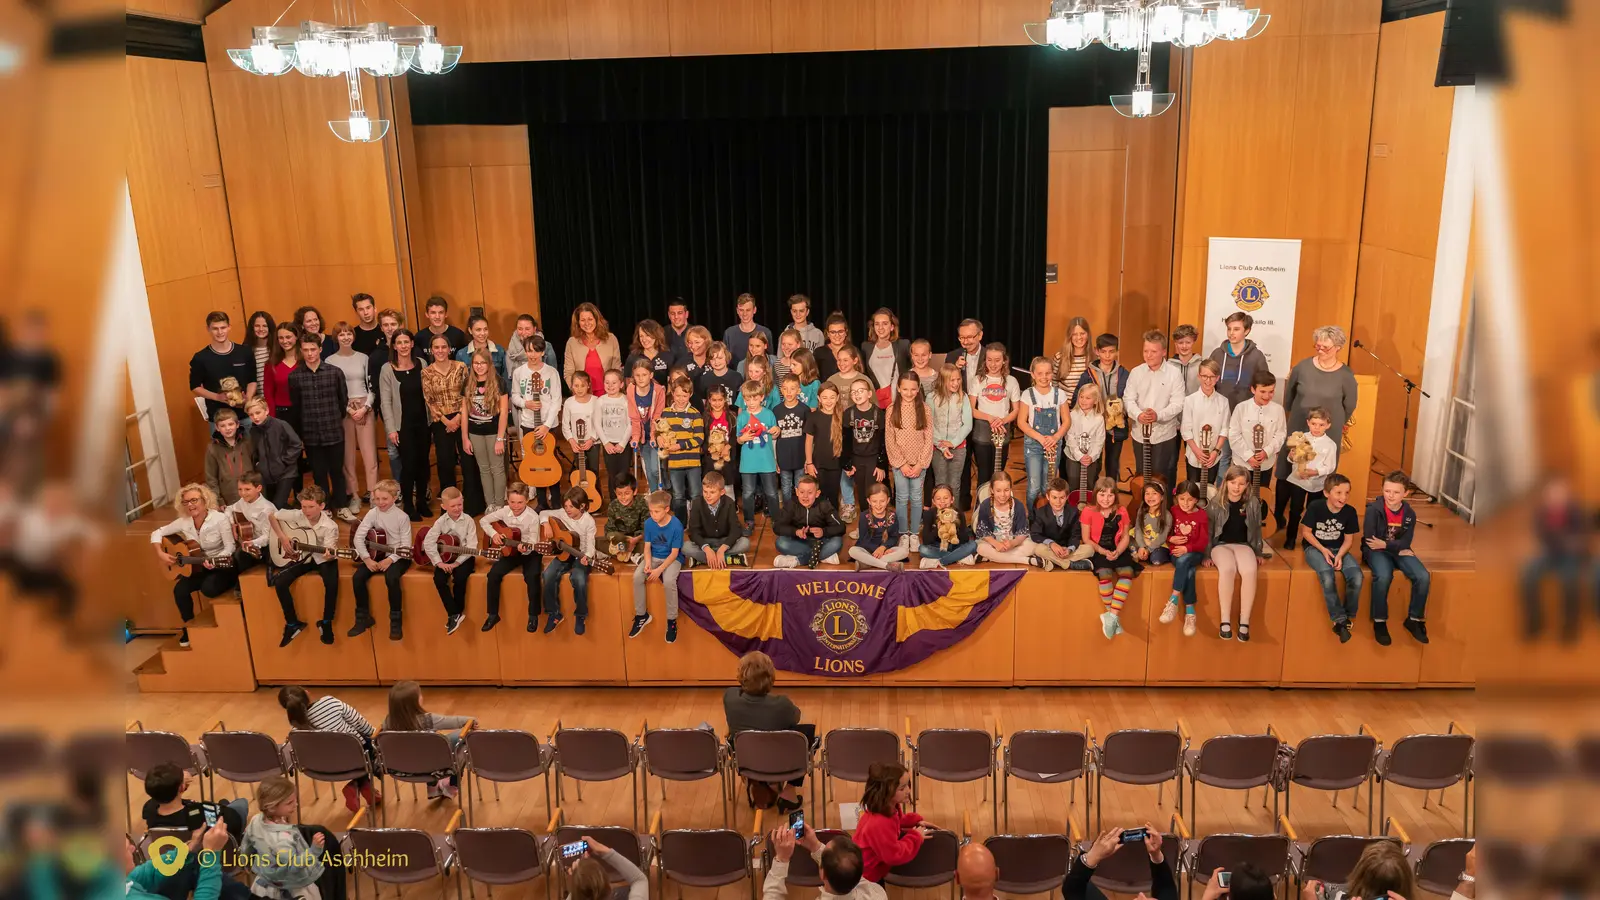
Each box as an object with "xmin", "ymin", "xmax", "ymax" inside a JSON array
[
  {"xmin": 481, "ymin": 482, "xmax": 544, "ymax": 633},
  {"xmin": 510, "ymin": 332, "xmax": 563, "ymax": 510},
  {"xmin": 539, "ymin": 486, "xmax": 600, "ymax": 635},
  {"xmin": 267, "ymin": 484, "xmax": 342, "ymax": 647},
  {"xmin": 422, "ymin": 486, "xmax": 478, "ymax": 635},
  {"xmin": 1063, "ymin": 382, "xmax": 1106, "ymax": 509},
  {"xmin": 227, "ymin": 472, "xmax": 275, "ymax": 576},
  {"xmin": 150, "ymin": 483, "xmax": 237, "ymax": 648},
  {"xmin": 562, "ymin": 371, "xmax": 603, "ymax": 511},
  {"xmin": 350, "ymin": 479, "xmax": 413, "ymax": 641},
  {"xmin": 1180, "ymin": 360, "xmax": 1228, "ymax": 492}
]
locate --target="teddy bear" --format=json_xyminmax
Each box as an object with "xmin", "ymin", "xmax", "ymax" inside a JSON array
[
  {"xmin": 654, "ymin": 417, "xmax": 675, "ymax": 452},
  {"xmin": 936, "ymin": 506, "xmax": 960, "ymax": 551},
  {"xmin": 1104, "ymin": 396, "xmax": 1126, "ymax": 430},
  {"xmin": 1285, "ymin": 431, "xmax": 1320, "ymax": 479},
  {"xmin": 706, "ymin": 427, "xmax": 731, "ymax": 470},
  {"xmin": 219, "ymin": 376, "xmax": 245, "ymax": 408}
]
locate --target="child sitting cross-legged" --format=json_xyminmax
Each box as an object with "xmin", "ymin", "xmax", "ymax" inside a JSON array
[
  {"xmin": 683, "ymin": 471, "xmax": 750, "ymax": 569},
  {"xmin": 849, "ymin": 483, "xmax": 909, "ymax": 572},
  {"xmin": 918, "ymin": 484, "xmax": 977, "ymax": 569}
]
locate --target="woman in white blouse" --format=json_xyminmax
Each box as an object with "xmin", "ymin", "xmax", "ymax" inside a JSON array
[{"xmin": 149, "ymin": 483, "xmax": 237, "ymax": 648}]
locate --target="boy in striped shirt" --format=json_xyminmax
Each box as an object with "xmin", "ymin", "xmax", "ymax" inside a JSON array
[{"xmin": 659, "ymin": 377, "xmax": 705, "ymax": 522}]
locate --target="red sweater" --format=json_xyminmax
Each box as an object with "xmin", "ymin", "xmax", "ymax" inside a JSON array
[
  {"xmin": 1169, "ymin": 506, "xmax": 1210, "ymax": 556},
  {"xmin": 855, "ymin": 807, "xmax": 925, "ymax": 883}
]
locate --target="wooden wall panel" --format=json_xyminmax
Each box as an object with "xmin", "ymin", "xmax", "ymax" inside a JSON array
[
  {"xmin": 567, "ymin": 0, "xmax": 672, "ymax": 59},
  {"xmin": 874, "ymin": 0, "xmax": 981, "ymax": 49},
  {"xmin": 1043, "ymin": 148, "xmax": 1123, "ymax": 356},
  {"xmin": 399, "ymin": 0, "xmax": 571, "ymax": 62},
  {"xmin": 979, "ymin": 0, "xmax": 1048, "ymax": 46},
  {"xmin": 471, "ymin": 166, "xmax": 542, "ymax": 334},
  {"xmin": 127, "ymin": 0, "xmax": 211, "ymax": 21},
  {"xmin": 415, "ymin": 125, "xmax": 531, "ymax": 169},
  {"xmin": 771, "ymin": 0, "xmax": 876, "ymax": 53},
  {"xmin": 208, "ymin": 74, "xmax": 303, "ymax": 269},
  {"xmin": 1284, "ymin": 35, "xmax": 1378, "ymax": 244},
  {"xmin": 278, "ymin": 76, "xmax": 397, "ymax": 268},
  {"xmin": 415, "ymin": 166, "xmax": 485, "ymax": 311},
  {"xmin": 669, "ymin": 0, "xmax": 773, "ymax": 56}
]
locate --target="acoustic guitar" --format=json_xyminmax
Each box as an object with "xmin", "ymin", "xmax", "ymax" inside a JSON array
[
  {"xmin": 517, "ymin": 369, "xmax": 562, "ymax": 488},
  {"xmin": 532, "ymin": 518, "xmax": 616, "ymax": 574},
  {"xmin": 569, "ymin": 421, "xmax": 602, "ymax": 512},
  {"xmin": 230, "ymin": 511, "xmax": 261, "ymax": 558},
  {"xmin": 974, "ymin": 422, "xmax": 1009, "ymax": 506},
  {"xmin": 1065, "ymin": 433, "xmax": 1095, "ymax": 510},
  {"xmin": 1250, "ymin": 422, "xmax": 1276, "ymax": 540},
  {"xmin": 160, "ymin": 536, "xmax": 235, "ymax": 580},
  {"xmin": 358, "ymin": 527, "xmax": 412, "ymax": 561},
  {"xmin": 1126, "ymin": 422, "xmax": 1154, "ymax": 499},
  {"xmin": 1196, "ymin": 424, "xmax": 1218, "ymax": 502},
  {"xmin": 412, "ymin": 526, "xmax": 502, "ymax": 569},
  {"xmin": 489, "ymin": 521, "xmax": 537, "ymax": 556},
  {"xmin": 269, "ymin": 523, "xmax": 356, "ymax": 568}
]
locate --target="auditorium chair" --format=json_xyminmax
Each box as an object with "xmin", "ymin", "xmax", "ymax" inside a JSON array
[
  {"xmin": 641, "ymin": 723, "xmax": 729, "ymax": 827},
  {"xmin": 547, "ymin": 810, "xmax": 654, "ymax": 897},
  {"xmin": 884, "ymin": 811, "xmax": 970, "ymax": 898},
  {"xmin": 1000, "ymin": 716, "xmax": 1091, "ymax": 831},
  {"xmin": 1071, "ymin": 813, "xmax": 1183, "ymax": 897},
  {"xmin": 347, "ymin": 806, "xmax": 461, "ymax": 898},
  {"xmin": 1372, "ymin": 722, "xmax": 1475, "ymax": 836},
  {"xmin": 0, "ymin": 730, "xmax": 47, "ymax": 780},
  {"xmin": 286, "ymin": 728, "xmax": 379, "ymax": 824},
  {"xmin": 905, "ymin": 717, "xmax": 1000, "ymax": 832},
  {"xmin": 1473, "ymin": 839, "xmax": 1533, "ymax": 888},
  {"xmin": 984, "ymin": 831, "xmax": 1074, "ymax": 896},
  {"xmin": 1284, "ymin": 814, "xmax": 1404, "ymax": 892},
  {"xmin": 1576, "ymin": 735, "xmax": 1600, "ymax": 782},
  {"xmin": 729, "ymin": 729, "xmax": 814, "ymax": 827},
  {"xmin": 819, "ymin": 726, "xmax": 901, "ymax": 827},
  {"xmin": 1091, "ymin": 724, "xmax": 1185, "ymax": 831},
  {"xmin": 1179, "ymin": 721, "xmax": 1284, "ymax": 833},
  {"xmin": 1180, "ymin": 814, "xmax": 1294, "ymax": 900},
  {"xmin": 651, "ymin": 809, "xmax": 764, "ymax": 900},
  {"xmin": 1275, "ymin": 726, "xmax": 1380, "ymax": 833},
  {"xmin": 1470, "ymin": 733, "xmax": 1565, "ymax": 786},
  {"xmin": 200, "ymin": 722, "xmax": 293, "ymax": 804},
  {"xmin": 759, "ymin": 827, "xmax": 846, "ymax": 887},
  {"xmin": 374, "ymin": 725, "xmax": 469, "ymax": 814},
  {"xmin": 126, "ymin": 721, "xmax": 211, "ymax": 830},
  {"xmin": 450, "ymin": 823, "xmax": 552, "ymax": 900},
  {"xmin": 551, "ymin": 721, "xmax": 644, "ymax": 831},
  {"xmin": 461, "ymin": 727, "xmax": 556, "ymax": 825},
  {"xmin": 1410, "ymin": 837, "xmax": 1475, "ymax": 896}
]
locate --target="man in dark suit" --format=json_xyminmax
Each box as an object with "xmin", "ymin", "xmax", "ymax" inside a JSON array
[{"xmin": 944, "ymin": 318, "xmax": 985, "ymax": 393}]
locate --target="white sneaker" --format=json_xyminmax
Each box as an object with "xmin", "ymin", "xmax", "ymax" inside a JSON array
[
  {"xmin": 1160, "ymin": 600, "xmax": 1178, "ymax": 624},
  {"xmin": 1037, "ymin": 555, "xmax": 1055, "ymax": 572},
  {"xmin": 1183, "ymin": 613, "xmax": 1197, "ymax": 637},
  {"xmin": 1100, "ymin": 611, "xmax": 1117, "ymax": 639},
  {"xmin": 823, "ymin": 554, "xmax": 840, "ymax": 565},
  {"xmin": 848, "ymin": 529, "xmax": 859, "ymax": 540},
  {"xmin": 336, "ymin": 508, "xmax": 358, "ymax": 523},
  {"xmin": 773, "ymin": 555, "xmax": 799, "ymax": 569},
  {"xmin": 901, "ymin": 534, "xmax": 915, "ymax": 551},
  {"xmin": 960, "ymin": 554, "xmax": 975, "ymax": 565},
  {"xmin": 918, "ymin": 558, "xmax": 941, "ymax": 570},
  {"xmin": 841, "ymin": 504, "xmax": 857, "ymax": 523},
  {"xmin": 1112, "ymin": 614, "xmax": 1124, "ymax": 636}
]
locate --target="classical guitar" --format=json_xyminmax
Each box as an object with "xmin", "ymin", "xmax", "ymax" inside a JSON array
[
  {"xmin": 1196, "ymin": 424, "xmax": 1218, "ymax": 502},
  {"xmin": 490, "ymin": 521, "xmax": 537, "ymax": 556},
  {"xmin": 268, "ymin": 523, "xmax": 356, "ymax": 568},
  {"xmin": 1126, "ymin": 422, "xmax": 1153, "ymax": 498},
  {"xmin": 358, "ymin": 527, "xmax": 412, "ymax": 561},
  {"xmin": 517, "ymin": 369, "xmax": 562, "ymax": 488},
  {"xmin": 975, "ymin": 419, "xmax": 1009, "ymax": 506},
  {"xmin": 230, "ymin": 511, "xmax": 260, "ymax": 558},
  {"xmin": 1250, "ymin": 422, "xmax": 1276, "ymax": 539},
  {"xmin": 412, "ymin": 526, "xmax": 502, "ymax": 569},
  {"xmin": 570, "ymin": 420, "xmax": 602, "ymax": 513},
  {"xmin": 1065, "ymin": 433, "xmax": 1094, "ymax": 510},
  {"xmin": 532, "ymin": 518, "xmax": 616, "ymax": 574},
  {"xmin": 160, "ymin": 536, "xmax": 235, "ymax": 580}
]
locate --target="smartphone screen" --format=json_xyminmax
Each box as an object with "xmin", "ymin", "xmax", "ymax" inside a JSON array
[
  {"xmin": 1119, "ymin": 827, "xmax": 1148, "ymax": 844},
  {"xmin": 788, "ymin": 809, "xmax": 805, "ymax": 838},
  {"xmin": 1219, "ymin": 872, "xmax": 1232, "ymax": 889},
  {"xmin": 202, "ymin": 806, "xmax": 218, "ymax": 827},
  {"xmin": 561, "ymin": 840, "xmax": 588, "ymax": 860}
]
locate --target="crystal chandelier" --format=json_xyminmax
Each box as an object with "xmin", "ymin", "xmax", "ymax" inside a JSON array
[
  {"xmin": 1026, "ymin": 0, "xmax": 1268, "ymax": 117},
  {"xmin": 227, "ymin": 0, "xmax": 462, "ymax": 142}
]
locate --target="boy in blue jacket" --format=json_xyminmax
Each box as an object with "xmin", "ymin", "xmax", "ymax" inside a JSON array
[{"xmin": 1361, "ymin": 471, "xmax": 1429, "ymax": 644}]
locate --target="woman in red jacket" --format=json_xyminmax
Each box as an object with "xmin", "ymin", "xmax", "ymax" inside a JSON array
[{"xmin": 853, "ymin": 762, "xmax": 934, "ymax": 884}]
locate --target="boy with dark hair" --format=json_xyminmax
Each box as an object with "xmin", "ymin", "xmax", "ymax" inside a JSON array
[
  {"xmin": 540, "ymin": 486, "xmax": 598, "ymax": 635},
  {"xmin": 1075, "ymin": 333, "xmax": 1130, "ymax": 481},
  {"xmin": 1167, "ymin": 323, "xmax": 1201, "ymax": 395},
  {"xmin": 227, "ymin": 471, "xmax": 274, "ymax": 576},
  {"xmin": 268, "ymin": 484, "xmax": 340, "ymax": 648},
  {"xmin": 1227, "ymin": 369, "xmax": 1285, "ymax": 492},
  {"xmin": 140, "ymin": 763, "xmax": 250, "ymax": 900},
  {"xmin": 604, "ymin": 471, "xmax": 650, "ymax": 562},
  {"xmin": 190, "ymin": 309, "xmax": 257, "ymax": 434},
  {"xmin": 1029, "ymin": 478, "xmax": 1083, "ymax": 572},
  {"xmin": 1208, "ymin": 311, "xmax": 1270, "ymax": 410},
  {"xmin": 1300, "ymin": 473, "xmax": 1364, "ymax": 643},
  {"xmin": 1363, "ymin": 472, "xmax": 1430, "ymax": 644},
  {"xmin": 422, "ymin": 296, "xmax": 468, "ymax": 354}
]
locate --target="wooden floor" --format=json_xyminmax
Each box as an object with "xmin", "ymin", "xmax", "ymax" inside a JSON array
[{"xmin": 129, "ymin": 685, "xmax": 1476, "ymax": 899}]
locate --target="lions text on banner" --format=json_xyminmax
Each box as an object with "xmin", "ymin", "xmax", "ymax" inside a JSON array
[
  {"xmin": 1202, "ymin": 237, "xmax": 1302, "ymax": 380},
  {"xmin": 676, "ymin": 569, "xmax": 1025, "ymax": 676}
]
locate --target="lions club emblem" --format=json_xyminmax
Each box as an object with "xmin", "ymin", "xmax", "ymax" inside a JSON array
[
  {"xmin": 1231, "ymin": 277, "xmax": 1268, "ymax": 312},
  {"xmin": 811, "ymin": 598, "xmax": 869, "ymax": 654}
]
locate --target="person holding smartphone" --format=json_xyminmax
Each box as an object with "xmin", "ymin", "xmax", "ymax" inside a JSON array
[
  {"xmin": 1064, "ymin": 824, "xmax": 1177, "ymax": 900},
  {"xmin": 562, "ymin": 835, "xmax": 647, "ymax": 900},
  {"xmin": 765, "ymin": 820, "xmax": 882, "ymax": 900}
]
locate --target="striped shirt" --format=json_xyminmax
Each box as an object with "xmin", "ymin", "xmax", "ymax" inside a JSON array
[
  {"xmin": 305, "ymin": 695, "xmax": 374, "ymax": 737},
  {"xmin": 659, "ymin": 404, "xmax": 705, "ymax": 469}
]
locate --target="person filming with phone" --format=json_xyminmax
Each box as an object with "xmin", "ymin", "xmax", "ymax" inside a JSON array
[
  {"xmin": 1302, "ymin": 842, "xmax": 1416, "ymax": 900},
  {"xmin": 561, "ymin": 835, "xmax": 647, "ymax": 900},
  {"xmin": 1064, "ymin": 824, "xmax": 1178, "ymax": 900},
  {"xmin": 764, "ymin": 818, "xmax": 883, "ymax": 900}
]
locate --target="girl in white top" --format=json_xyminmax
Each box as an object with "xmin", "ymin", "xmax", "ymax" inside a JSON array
[
  {"xmin": 150, "ymin": 483, "xmax": 237, "ymax": 646},
  {"xmin": 969, "ymin": 343, "xmax": 1020, "ymax": 494},
  {"xmin": 1016, "ymin": 356, "xmax": 1069, "ymax": 508},
  {"xmin": 1064, "ymin": 382, "xmax": 1107, "ymax": 495},
  {"xmin": 1180, "ymin": 358, "xmax": 1231, "ymax": 490},
  {"xmin": 562, "ymin": 370, "xmax": 602, "ymax": 484},
  {"xmin": 329, "ymin": 322, "xmax": 378, "ymax": 519},
  {"xmin": 596, "ymin": 369, "xmax": 634, "ymax": 491}
]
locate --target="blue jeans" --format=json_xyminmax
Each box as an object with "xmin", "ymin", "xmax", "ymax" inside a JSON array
[
  {"xmin": 668, "ymin": 466, "xmax": 703, "ymax": 523},
  {"xmin": 741, "ymin": 471, "xmax": 780, "ymax": 527},
  {"xmin": 541, "ymin": 557, "xmax": 589, "ymax": 618},
  {"xmin": 779, "ymin": 468, "xmax": 804, "ymax": 509},
  {"xmin": 1024, "ymin": 445, "xmax": 1052, "ymax": 508},
  {"xmin": 1366, "ymin": 550, "xmax": 1429, "ymax": 621},
  {"xmin": 1519, "ymin": 552, "xmax": 1584, "ymax": 636},
  {"xmin": 637, "ymin": 443, "xmax": 663, "ymax": 491},
  {"xmin": 388, "ymin": 439, "xmax": 404, "ymax": 485},
  {"xmin": 775, "ymin": 534, "xmax": 843, "ymax": 562},
  {"xmin": 1304, "ymin": 547, "xmax": 1364, "ymax": 623},
  {"xmin": 840, "ymin": 475, "xmax": 855, "ymax": 510},
  {"xmin": 893, "ymin": 470, "xmax": 926, "ymax": 536},
  {"xmin": 1172, "ymin": 551, "xmax": 1203, "ymax": 605},
  {"xmin": 920, "ymin": 540, "xmax": 977, "ymax": 567}
]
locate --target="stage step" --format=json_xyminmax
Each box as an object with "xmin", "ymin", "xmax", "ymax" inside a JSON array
[{"xmin": 135, "ymin": 598, "xmax": 257, "ymax": 693}]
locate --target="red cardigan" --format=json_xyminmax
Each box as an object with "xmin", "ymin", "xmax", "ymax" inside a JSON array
[{"xmin": 854, "ymin": 807, "xmax": 925, "ymax": 883}]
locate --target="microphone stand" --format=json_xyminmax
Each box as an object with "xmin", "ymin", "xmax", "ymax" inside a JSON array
[{"xmin": 1351, "ymin": 339, "xmax": 1437, "ymax": 512}]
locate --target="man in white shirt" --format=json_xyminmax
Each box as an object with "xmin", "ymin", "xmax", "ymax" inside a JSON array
[
  {"xmin": 1180, "ymin": 359, "xmax": 1231, "ymax": 491},
  {"xmin": 350, "ymin": 478, "xmax": 414, "ymax": 642},
  {"xmin": 424, "ymin": 486, "xmax": 479, "ymax": 635},
  {"xmin": 267, "ymin": 484, "xmax": 341, "ymax": 648},
  {"xmin": 1124, "ymin": 330, "xmax": 1187, "ymax": 495},
  {"xmin": 762, "ymin": 824, "xmax": 883, "ymax": 900},
  {"xmin": 480, "ymin": 482, "xmax": 545, "ymax": 633},
  {"xmin": 1228, "ymin": 370, "xmax": 1287, "ymax": 491},
  {"xmin": 151, "ymin": 483, "xmax": 237, "ymax": 648}
]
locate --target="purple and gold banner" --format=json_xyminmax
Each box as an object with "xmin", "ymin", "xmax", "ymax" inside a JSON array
[{"xmin": 676, "ymin": 569, "xmax": 1024, "ymax": 676}]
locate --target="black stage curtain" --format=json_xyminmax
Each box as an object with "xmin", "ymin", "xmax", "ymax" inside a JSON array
[{"xmin": 409, "ymin": 46, "xmax": 1167, "ymax": 356}]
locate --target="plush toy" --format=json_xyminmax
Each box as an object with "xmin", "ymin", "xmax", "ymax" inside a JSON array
[
  {"xmin": 706, "ymin": 427, "xmax": 731, "ymax": 470},
  {"xmin": 219, "ymin": 376, "xmax": 245, "ymax": 407},
  {"xmin": 654, "ymin": 418, "xmax": 675, "ymax": 452},
  {"xmin": 936, "ymin": 506, "xmax": 960, "ymax": 551},
  {"xmin": 1104, "ymin": 396, "xmax": 1127, "ymax": 430},
  {"xmin": 1285, "ymin": 431, "xmax": 1318, "ymax": 465},
  {"xmin": 608, "ymin": 535, "xmax": 630, "ymax": 559}
]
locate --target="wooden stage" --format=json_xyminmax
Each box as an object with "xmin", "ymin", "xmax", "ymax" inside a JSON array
[{"xmin": 131, "ymin": 500, "xmax": 1481, "ymax": 693}]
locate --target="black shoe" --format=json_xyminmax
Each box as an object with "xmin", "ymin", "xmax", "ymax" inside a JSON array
[
  {"xmin": 178, "ymin": 628, "xmax": 190, "ymax": 648},
  {"xmin": 543, "ymin": 614, "xmax": 563, "ymax": 634},
  {"xmin": 1282, "ymin": 536, "xmax": 1297, "ymax": 552},
  {"xmin": 318, "ymin": 621, "xmax": 334, "ymax": 645},
  {"xmin": 725, "ymin": 553, "xmax": 748, "ymax": 567},
  {"xmin": 407, "ymin": 508, "xmax": 424, "ymax": 522},
  {"xmin": 1373, "ymin": 621, "xmax": 1392, "ymax": 646},
  {"xmin": 665, "ymin": 619, "xmax": 678, "ymax": 643},
  {"xmin": 574, "ymin": 616, "xmax": 587, "ymax": 636},
  {"xmin": 280, "ymin": 622, "xmax": 306, "ymax": 648},
  {"xmin": 629, "ymin": 613, "xmax": 652, "ymax": 638},
  {"xmin": 389, "ymin": 621, "xmax": 403, "ymax": 641},
  {"xmin": 348, "ymin": 617, "xmax": 374, "ymax": 638},
  {"xmin": 1237, "ymin": 624, "xmax": 1251, "ymax": 642},
  {"xmin": 1219, "ymin": 623, "xmax": 1232, "ymax": 641},
  {"xmin": 1333, "ymin": 620, "xmax": 1352, "ymax": 643},
  {"xmin": 1404, "ymin": 618, "xmax": 1430, "ymax": 644},
  {"xmin": 446, "ymin": 614, "xmax": 464, "ymax": 635},
  {"xmin": 481, "ymin": 614, "xmax": 500, "ymax": 633},
  {"xmin": 527, "ymin": 617, "xmax": 539, "ymax": 633}
]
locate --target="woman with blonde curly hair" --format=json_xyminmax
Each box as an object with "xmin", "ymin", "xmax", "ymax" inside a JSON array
[
  {"xmin": 149, "ymin": 483, "xmax": 236, "ymax": 647},
  {"xmin": 564, "ymin": 302, "xmax": 622, "ymax": 393}
]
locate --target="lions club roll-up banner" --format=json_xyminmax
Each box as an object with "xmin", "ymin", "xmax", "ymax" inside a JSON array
[
  {"xmin": 677, "ymin": 569, "xmax": 1024, "ymax": 676},
  {"xmin": 1203, "ymin": 237, "xmax": 1302, "ymax": 378}
]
